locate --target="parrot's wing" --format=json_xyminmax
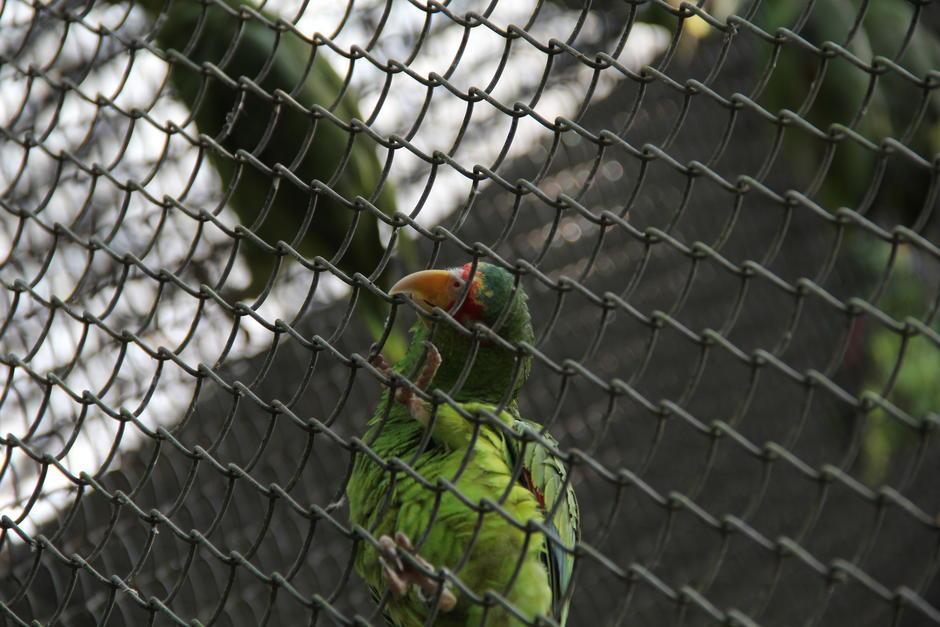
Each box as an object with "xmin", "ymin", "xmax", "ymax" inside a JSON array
[
  {"xmin": 509, "ymin": 418, "xmax": 579, "ymax": 625},
  {"xmin": 365, "ymin": 586, "xmax": 397, "ymax": 626}
]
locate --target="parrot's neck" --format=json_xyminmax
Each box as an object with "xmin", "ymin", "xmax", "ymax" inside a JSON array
[{"xmin": 395, "ymin": 299, "xmax": 534, "ymax": 406}]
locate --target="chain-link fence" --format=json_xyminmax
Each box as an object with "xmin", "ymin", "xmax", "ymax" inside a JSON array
[{"xmin": 1, "ymin": 0, "xmax": 939, "ymax": 625}]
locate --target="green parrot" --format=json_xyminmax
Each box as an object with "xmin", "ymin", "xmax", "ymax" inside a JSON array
[
  {"xmin": 135, "ymin": 0, "xmax": 408, "ymax": 353},
  {"xmin": 347, "ymin": 263, "xmax": 579, "ymax": 626}
]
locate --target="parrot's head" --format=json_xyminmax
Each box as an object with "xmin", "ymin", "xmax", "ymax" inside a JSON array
[
  {"xmin": 389, "ymin": 262, "xmax": 530, "ymax": 335},
  {"xmin": 388, "ymin": 262, "xmax": 534, "ymax": 400}
]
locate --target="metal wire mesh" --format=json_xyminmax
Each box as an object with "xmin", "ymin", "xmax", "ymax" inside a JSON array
[{"xmin": 1, "ymin": 0, "xmax": 939, "ymax": 625}]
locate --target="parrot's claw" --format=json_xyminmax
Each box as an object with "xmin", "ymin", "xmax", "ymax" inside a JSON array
[
  {"xmin": 392, "ymin": 343, "xmax": 441, "ymax": 425},
  {"xmin": 415, "ymin": 342, "xmax": 441, "ymax": 391},
  {"xmin": 369, "ymin": 352, "xmax": 392, "ymax": 377},
  {"xmin": 377, "ymin": 532, "xmax": 456, "ymax": 613},
  {"xmin": 370, "ymin": 344, "xmax": 441, "ymax": 426}
]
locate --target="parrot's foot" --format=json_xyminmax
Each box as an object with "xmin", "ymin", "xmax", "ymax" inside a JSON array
[
  {"xmin": 412, "ymin": 342, "xmax": 441, "ymax": 392},
  {"xmin": 369, "ymin": 352, "xmax": 392, "ymax": 376},
  {"xmin": 378, "ymin": 532, "xmax": 456, "ymax": 613},
  {"xmin": 394, "ymin": 342, "xmax": 440, "ymax": 424}
]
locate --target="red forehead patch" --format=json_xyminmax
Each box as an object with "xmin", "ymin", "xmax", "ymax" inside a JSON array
[
  {"xmin": 455, "ymin": 263, "xmax": 484, "ymax": 322},
  {"xmin": 459, "ymin": 263, "xmax": 474, "ymax": 281}
]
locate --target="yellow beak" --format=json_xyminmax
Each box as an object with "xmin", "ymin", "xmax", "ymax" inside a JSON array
[{"xmin": 389, "ymin": 269, "xmax": 459, "ymax": 313}]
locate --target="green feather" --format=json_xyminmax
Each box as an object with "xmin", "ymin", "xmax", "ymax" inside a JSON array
[
  {"xmin": 508, "ymin": 416, "xmax": 579, "ymax": 625},
  {"xmin": 348, "ymin": 264, "xmax": 579, "ymax": 626}
]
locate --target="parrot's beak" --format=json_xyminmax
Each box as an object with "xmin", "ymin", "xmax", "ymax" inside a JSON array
[{"xmin": 389, "ymin": 269, "xmax": 460, "ymax": 313}]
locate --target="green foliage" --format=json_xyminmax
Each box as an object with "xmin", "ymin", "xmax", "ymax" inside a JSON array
[
  {"xmin": 138, "ymin": 0, "xmax": 408, "ymax": 352},
  {"xmin": 753, "ymin": 0, "xmax": 940, "ymax": 219},
  {"xmin": 855, "ymin": 243, "xmax": 940, "ymax": 482}
]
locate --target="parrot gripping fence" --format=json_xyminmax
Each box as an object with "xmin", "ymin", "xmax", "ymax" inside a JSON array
[{"xmin": 1, "ymin": 0, "xmax": 940, "ymax": 624}]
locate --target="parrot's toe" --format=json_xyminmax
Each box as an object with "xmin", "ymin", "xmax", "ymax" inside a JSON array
[
  {"xmin": 389, "ymin": 342, "xmax": 442, "ymax": 426},
  {"xmin": 376, "ymin": 532, "xmax": 457, "ymax": 613},
  {"xmin": 416, "ymin": 342, "xmax": 441, "ymax": 390},
  {"xmin": 368, "ymin": 352, "xmax": 392, "ymax": 377}
]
